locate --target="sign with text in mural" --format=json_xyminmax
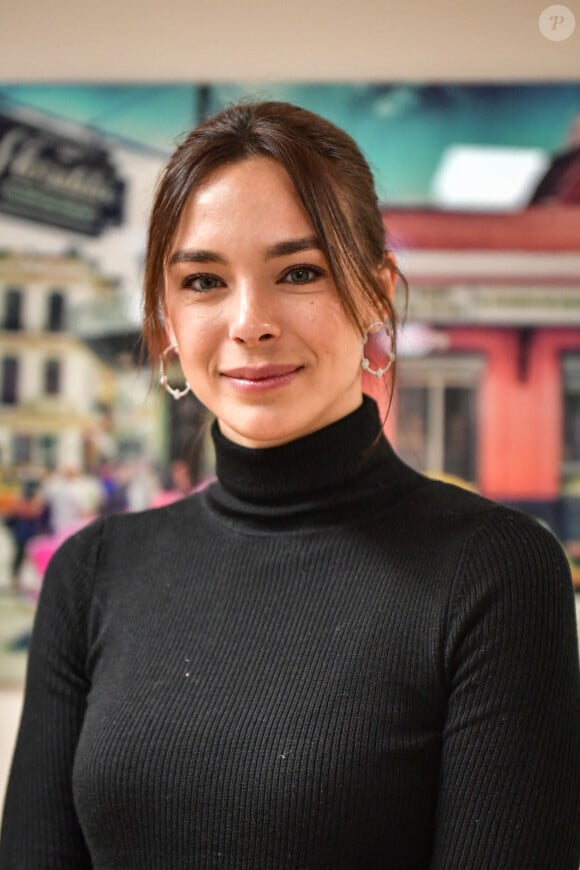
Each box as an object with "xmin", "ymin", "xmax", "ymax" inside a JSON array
[
  {"xmin": 0, "ymin": 113, "xmax": 125, "ymax": 236},
  {"xmin": 407, "ymin": 283, "xmax": 580, "ymax": 326}
]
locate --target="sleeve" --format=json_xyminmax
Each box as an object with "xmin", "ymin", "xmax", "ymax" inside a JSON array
[
  {"xmin": 0, "ymin": 521, "xmax": 103, "ymax": 869},
  {"xmin": 431, "ymin": 509, "xmax": 580, "ymax": 870}
]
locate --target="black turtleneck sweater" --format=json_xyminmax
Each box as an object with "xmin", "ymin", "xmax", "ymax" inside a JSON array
[{"xmin": 1, "ymin": 398, "xmax": 579, "ymax": 869}]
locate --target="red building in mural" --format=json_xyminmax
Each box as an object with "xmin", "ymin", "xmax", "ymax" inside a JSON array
[{"xmin": 385, "ymin": 144, "xmax": 580, "ymax": 567}]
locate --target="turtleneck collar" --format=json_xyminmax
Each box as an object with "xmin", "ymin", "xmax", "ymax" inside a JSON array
[
  {"xmin": 211, "ymin": 395, "xmax": 387, "ymax": 502},
  {"xmin": 201, "ymin": 396, "xmax": 423, "ymax": 532}
]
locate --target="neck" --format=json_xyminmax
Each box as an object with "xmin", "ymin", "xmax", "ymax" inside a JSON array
[
  {"xmin": 203, "ymin": 397, "xmax": 421, "ymax": 532},
  {"xmin": 212, "ymin": 396, "xmax": 382, "ymax": 498}
]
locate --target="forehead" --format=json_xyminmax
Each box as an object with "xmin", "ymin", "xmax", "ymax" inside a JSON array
[{"xmin": 171, "ymin": 157, "xmax": 314, "ymax": 250}]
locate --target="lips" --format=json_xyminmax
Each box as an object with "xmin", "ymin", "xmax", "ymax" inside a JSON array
[
  {"xmin": 219, "ymin": 363, "xmax": 304, "ymax": 393},
  {"xmin": 221, "ymin": 364, "xmax": 303, "ymax": 381}
]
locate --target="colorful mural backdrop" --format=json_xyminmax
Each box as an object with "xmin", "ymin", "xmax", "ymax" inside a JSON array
[
  {"xmin": 2, "ymin": 82, "xmax": 580, "ymax": 202},
  {"xmin": 1, "ymin": 82, "xmax": 579, "ymax": 684}
]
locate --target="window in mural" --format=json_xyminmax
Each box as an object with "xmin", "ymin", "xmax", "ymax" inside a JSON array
[
  {"xmin": 43, "ymin": 359, "xmax": 61, "ymax": 396},
  {"xmin": 396, "ymin": 355, "xmax": 482, "ymax": 485},
  {"xmin": 46, "ymin": 291, "xmax": 66, "ymax": 332},
  {"xmin": 3, "ymin": 288, "xmax": 23, "ymax": 331},
  {"xmin": 1, "ymin": 355, "xmax": 19, "ymax": 404}
]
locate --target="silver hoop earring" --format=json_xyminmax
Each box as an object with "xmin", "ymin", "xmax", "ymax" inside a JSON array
[
  {"xmin": 361, "ymin": 320, "xmax": 396, "ymax": 378},
  {"xmin": 159, "ymin": 344, "xmax": 191, "ymax": 400}
]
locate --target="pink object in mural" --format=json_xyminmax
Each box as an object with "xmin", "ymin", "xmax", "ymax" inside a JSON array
[{"xmin": 25, "ymin": 520, "xmax": 93, "ymax": 598}]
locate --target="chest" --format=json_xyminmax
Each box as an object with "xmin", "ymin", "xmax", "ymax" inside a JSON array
[{"xmin": 72, "ymin": 531, "xmax": 446, "ymax": 866}]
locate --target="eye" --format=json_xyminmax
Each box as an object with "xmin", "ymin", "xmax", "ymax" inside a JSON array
[
  {"xmin": 280, "ymin": 265, "xmax": 324, "ymax": 285},
  {"xmin": 181, "ymin": 273, "xmax": 225, "ymax": 292}
]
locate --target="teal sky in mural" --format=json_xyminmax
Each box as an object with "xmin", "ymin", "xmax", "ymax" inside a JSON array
[{"xmin": 1, "ymin": 82, "xmax": 579, "ymax": 205}]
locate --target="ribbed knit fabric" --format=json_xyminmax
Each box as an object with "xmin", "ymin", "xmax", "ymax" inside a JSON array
[{"xmin": 1, "ymin": 396, "xmax": 579, "ymax": 869}]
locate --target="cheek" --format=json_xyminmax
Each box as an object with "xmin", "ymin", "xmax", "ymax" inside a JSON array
[
  {"xmin": 169, "ymin": 308, "xmax": 223, "ymax": 362},
  {"xmin": 306, "ymin": 297, "xmax": 360, "ymax": 343},
  {"xmin": 323, "ymin": 308, "xmax": 362, "ymax": 365},
  {"xmin": 181, "ymin": 335, "xmax": 217, "ymax": 374},
  {"xmin": 318, "ymin": 331, "xmax": 362, "ymax": 374}
]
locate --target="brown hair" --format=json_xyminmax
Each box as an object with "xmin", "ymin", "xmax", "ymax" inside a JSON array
[{"xmin": 142, "ymin": 100, "xmax": 405, "ymax": 369}]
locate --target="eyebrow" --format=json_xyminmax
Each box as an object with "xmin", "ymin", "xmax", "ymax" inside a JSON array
[
  {"xmin": 168, "ymin": 235, "xmax": 322, "ymax": 267},
  {"xmin": 264, "ymin": 235, "xmax": 321, "ymax": 259}
]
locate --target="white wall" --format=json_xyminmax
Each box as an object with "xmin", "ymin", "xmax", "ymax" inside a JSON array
[
  {"xmin": 0, "ymin": 691, "xmax": 23, "ymax": 814},
  {"xmin": 0, "ymin": 0, "xmax": 578, "ymax": 82}
]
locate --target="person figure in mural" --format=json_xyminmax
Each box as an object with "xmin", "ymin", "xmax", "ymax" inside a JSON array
[
  {"xmin": 3, "ymin": 478, "xmax": 48, "ymax": 592},
  {"xmin": 1, "ymin": 102, "xmax": 579, "ymax": 869},
  {"xmin": 41, "ymin": 464, "xmax": 101, "ymax": 533}
]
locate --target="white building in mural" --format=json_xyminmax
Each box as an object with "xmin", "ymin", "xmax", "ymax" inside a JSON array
[
  {"xmin": 0, "ymin": 250, "xmax": 164, "ymax": 473},
  {"xmin": 0, "ymin": 251, "xmax": 117, "ymax": 469},
  {"xmin": 0, "ymin": 106, "xmax": 168, "ymax": 476}
]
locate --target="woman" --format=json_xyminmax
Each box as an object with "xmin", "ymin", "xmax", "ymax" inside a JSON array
[{"xmin": 1, "ymin": 101, "xmax": 579, "ymax": 869}]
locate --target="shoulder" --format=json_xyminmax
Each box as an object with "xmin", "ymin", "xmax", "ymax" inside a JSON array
[
  {"xmin": 401, "ymin": 472, "xmax": 566, "ymax": 561},
  {"xmin": 43, "ymin": 493, "xmax": 208, "ymax": 587},
  {"xmin": 39, "ymin": 495, "xmax": 212, "ymax": 635},
  {"xmin": 395, "ymin": 473, "xmax": 572, "ymax": 611},
  {"xmin": 423, "ymin": 477, "xmax": 571, "ymax": 591},
  {"xmin": 98, "ymin": 491, "xmax": 210, "ymax": 550},
  {"xmin": 433, "ymin": 491, "xmax": 576, "ymax": 672},
  {"xmin": 438, "ymin": 488, "xmax": 572, "ymax": 592},
  {"xmin": 44, "ymin": 517, "xmax": 105, "ymax": 590}
]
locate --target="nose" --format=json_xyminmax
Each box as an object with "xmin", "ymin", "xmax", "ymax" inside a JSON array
[{"xmin": 228, "ymin": 284, "xmax": 281, "ymax": 346}]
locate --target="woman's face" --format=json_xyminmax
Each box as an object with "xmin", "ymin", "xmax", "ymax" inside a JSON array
[{"xmin": 163, "ymin": 156, "xmax": 366, "ymax": 449}]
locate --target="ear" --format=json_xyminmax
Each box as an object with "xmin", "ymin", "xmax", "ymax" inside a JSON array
[
  {"xmin": 162, "ymin": 307, "xmax": 178, "ymax": 349},
  {"xmin": 378, "ymin": 251, "xmax": 397, "ymax": 305}
]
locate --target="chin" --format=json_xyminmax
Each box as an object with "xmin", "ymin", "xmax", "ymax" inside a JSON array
[{"xmin": 219, "ymin": 408, "xmax": 310, "ymax": 449}]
